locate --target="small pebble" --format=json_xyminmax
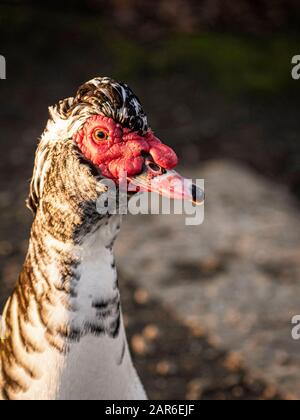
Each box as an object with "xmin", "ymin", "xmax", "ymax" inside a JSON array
[
  {"xmin": 262, "ymin": 385, "xmax": 278, "ymax": 400},
  {"xmin": 143, "ymin": 324, "xmax": 160, "ymax": 341},
  {"xmin": 186, "ymin": 379, "xmax": 203, "ymax": 400},
  {"xmin": 223, "ymin": 352, "xmax": 244, "ymax": 372},
  {"xmin": 131, "ymin": 334, "xmax": 148, "ymax": 356},
  {"xmin": 134, "ymin": 289, "xmax": 149, "ymax": 305},
  {"xmin": 156, "ymin": 361, "xmax": 173, "ymax": 376}
]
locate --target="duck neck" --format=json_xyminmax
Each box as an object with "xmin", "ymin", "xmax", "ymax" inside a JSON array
[{"xmin": 1, "ymin": 213, "xmax": 146, "ymax": 400}]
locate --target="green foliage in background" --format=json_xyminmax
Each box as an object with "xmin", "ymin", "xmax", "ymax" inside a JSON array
[
  {"xmin": 1, "ymin": 4, "xmax": 299, "ymax": 98},
  {"xmin": 111, "ymin": 33, "xmax": 298, "ymax": 98}
]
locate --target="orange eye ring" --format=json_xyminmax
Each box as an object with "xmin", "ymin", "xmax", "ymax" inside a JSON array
[{"xmin": 93, "ymin": 128, "xmax": 109, "ymax": 142}]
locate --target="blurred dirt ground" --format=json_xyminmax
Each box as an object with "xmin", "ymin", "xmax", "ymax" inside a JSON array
[{"xmin": 122, "ymin": 278, "xmax": 284, "ymax": 400}]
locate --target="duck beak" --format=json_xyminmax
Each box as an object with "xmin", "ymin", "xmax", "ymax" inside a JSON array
[{"xmin": 127, "ymin": 159, "xmax": 204, "ymax": 205}]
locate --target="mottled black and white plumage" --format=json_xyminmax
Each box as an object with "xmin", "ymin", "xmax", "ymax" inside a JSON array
[
  {"xmin": 45, "ymin": 77, "xmax": 148, "ymax": 142},
  {"xmin": 0, "ymin": 77, "xmax": 148, "ymax": 400}
]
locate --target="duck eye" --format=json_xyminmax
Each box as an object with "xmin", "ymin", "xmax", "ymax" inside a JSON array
[{"xmin": 93, "ymin": 129, "xmax": 109, "ymax": 142}]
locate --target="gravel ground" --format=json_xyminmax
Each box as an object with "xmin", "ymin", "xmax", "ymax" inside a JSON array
[{"xmin": 122, "ymin": 278, "xmax": 286, "ymax": 400}]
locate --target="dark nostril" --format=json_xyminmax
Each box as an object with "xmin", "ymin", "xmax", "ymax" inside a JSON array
[
  {"xmin": 148, "ymin": 162, "xmax": 161, "ymax": 173},
  {"xmin": 145, "ymin": 157, "xmax": 165, "ymax": 175},
  {"xmin": 191, "ymin": 184, "xmax": 205, "ymax": 204}
]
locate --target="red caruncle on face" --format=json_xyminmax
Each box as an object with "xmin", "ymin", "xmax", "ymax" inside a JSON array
[{"xmin": 74, "ymin": 115, "xmax": 178, "ymax": 182}]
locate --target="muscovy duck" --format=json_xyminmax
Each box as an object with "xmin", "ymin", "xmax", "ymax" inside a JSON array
[{"xmin": 0, "ymin": 77, "xmax": 202, "ymax": 400}]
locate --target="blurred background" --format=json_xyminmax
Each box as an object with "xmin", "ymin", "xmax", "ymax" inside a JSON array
[{"xmin": 1, "ymin": 0, "xmax": 300, "ymax": 400}]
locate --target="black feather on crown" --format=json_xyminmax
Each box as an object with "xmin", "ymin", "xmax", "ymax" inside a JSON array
[{"xmin": 51, "ymin": 77, "xmax": 149, "ymax": 135}]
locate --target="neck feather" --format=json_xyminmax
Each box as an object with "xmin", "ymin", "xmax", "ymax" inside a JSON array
[{"xmin": 0, "ymin": 212, "xmax": 146, "ymax": 400}]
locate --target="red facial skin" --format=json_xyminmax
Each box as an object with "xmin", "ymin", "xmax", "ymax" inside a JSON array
[{"xmin": 74, "ymin": 115, "xmax": 178, "ymax": 182}]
